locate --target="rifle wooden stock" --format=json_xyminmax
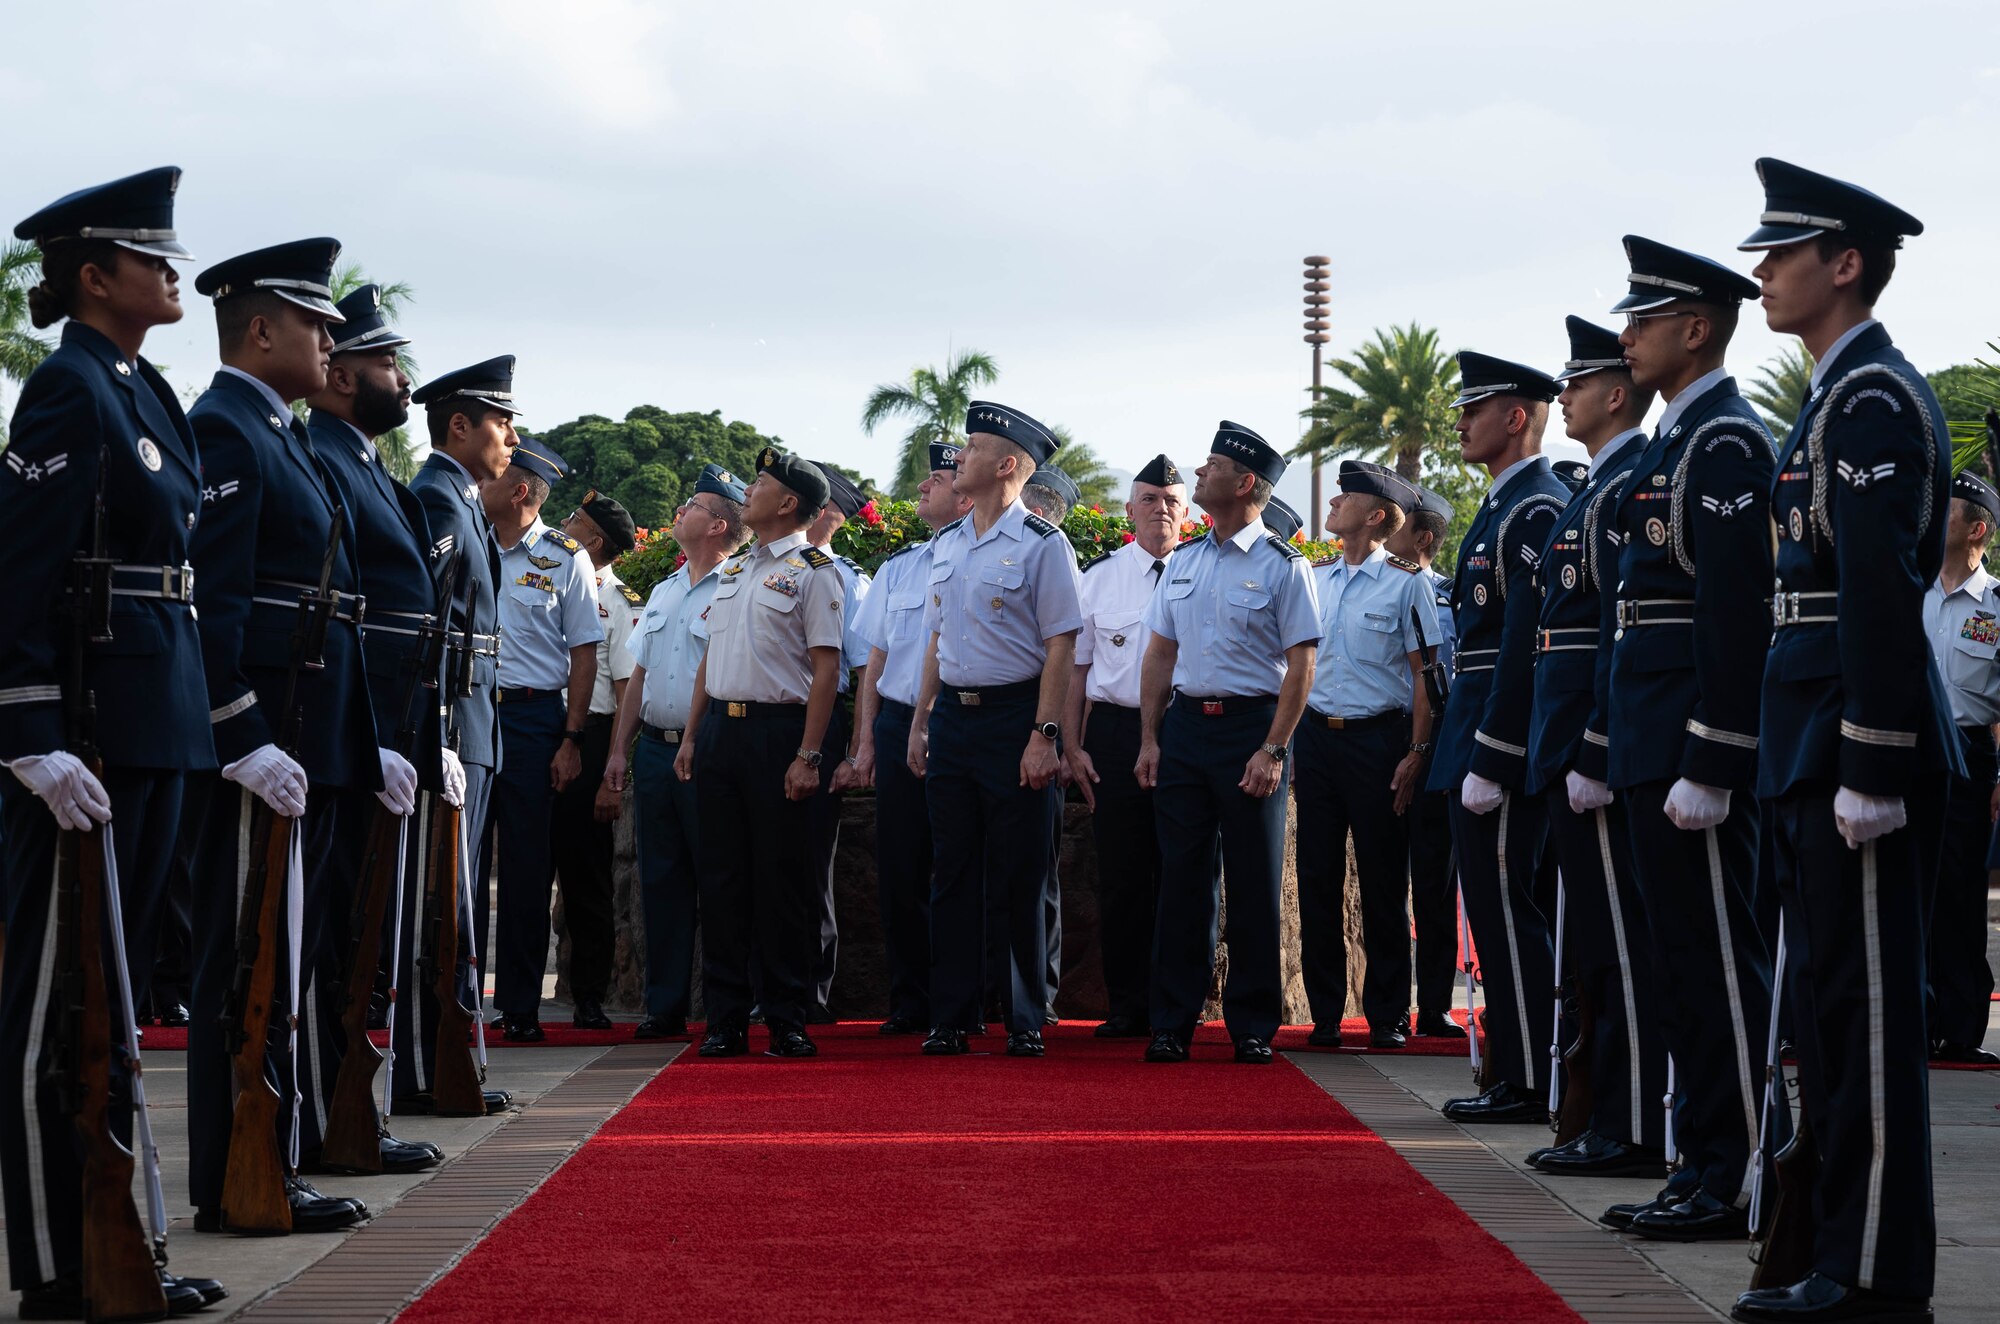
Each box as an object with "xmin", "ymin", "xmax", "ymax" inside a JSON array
[
  {"xmin": 1750, "ymin": 1103, "xmax": 1819, "ymax": 1289},
  {"xmin": 1551, "ymin": 981, "xmax": 1596, "ymax": 1146},
  {"xmin": 220, "ymin": 809, "xmax": 292, "ymax": 1234},
  {"xmin": 319, "ymin": 807, "xmax": 400, "ymax": 1173},
  {"xmin": 67, "ymin": 822, "xmax": 168, "ymax": 1321},
  {"xmin": 425, "ymin": 799, "xmax": 483, "ymax": 1116}
]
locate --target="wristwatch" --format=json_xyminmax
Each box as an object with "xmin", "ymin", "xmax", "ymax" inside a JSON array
[
  {"xmin": 1033, "ymin": 721, "xmax": 1061, "ymax": 741},
  {"xmin": 563, "ymin": 729, "xmax": 587, "ymax": 745},
  {"xmin": 1260, "ymin": 742, "xmax": 1288, "ymax": 763},
  {"xmin": 796, "ymin": 748, "xmax": 823, "ymax": 769},
  {"xmin": 1408, "ymin": 740, "xmax": 1433, "ymax": 756}
]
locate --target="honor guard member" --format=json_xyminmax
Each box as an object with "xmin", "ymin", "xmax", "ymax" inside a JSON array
[
  {"xmin": 552, "ymin": 490, "xmax": 641, "ymax": 1031},
  {"xmin": 679, "ymin": 449, "xmax": 845, "ymax": 1058},
  {"xmin": 840, "ymin": 445, "xmax": 972, "ymax": 1032},
  {"xmin": 395, "ymin": 357, "xmax": 514, "ymax": 1114},
  {"xmin": 1066, "ymin": 454, "xmax": 1188, "ymax": 1038},
  {"xmin": 1021, "ymin": 464, "xmax": 1084, "ymax": 1018},
  {"xmin": 800, "ymin": 463, "xmax": 873, "ymax": 1018},
  {"xmin": 602, "ymin": 466, "xmax": 748, "ymax": 1040},
  {"xmin": 0, "ymin": 168, "xmax": 229, "ymax": 1316},
  {"xmin": 1429, "ymin": 352, "xmax": 1567, "ymax": 1121},
  {"xmin": 1137, "ymin": 423, "xmax": 1319, "ymax": 1065},
  {"xmin": 1386, "ymin": 486, "xmax": 1467, "ymax": 1038},
  {"xmin": 907, "ymin": 402, "xmax": 1083, "ymax": 1058},
  {"xmin": 1295, "ymin": 461, "xmax": 1437, "ymax": 1049},
  {"xmin": 300, "ymin": 283, "xmax": 447, "ymax": 1174},
  {"xmin": 1737, "ymin": 162, "xmax": 1954, "ymax": 1323},
  {"xmin": 1581, "ymin": 237, "xmax": 1777, "ymax": 1243},
  {"xmin": 1922, "ymin": 471, "xmax": 2000, "ymax": 1065},
  {"xmin": 184, "ymin": 238, "xmax": 375, "ymax": 1233},
  {"xmin": 1522, "ymin": 317, "xmax": 1666, "ymax": 1177},
  {"xmin": 478, "ymin": 440, "xmax": 601, "ymax": 1042}
]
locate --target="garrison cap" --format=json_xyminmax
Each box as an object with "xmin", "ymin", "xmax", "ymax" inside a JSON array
[
  {"xmin": 329, "ymin": 283, "xmax": 412, "ymax": 356},
  {"xmin": 1211, "ymin": 420, "xmax": 1287, "ymax": 484},
  {"xmin": 1451, "ymin": 352, "xmax": 1559, "ymax": 409},
  {"xmin": 694, "ymin": 463, "xmax": 746, "ymax": 503},
  {"xmin": 412, "ymin": 355, "xmax": 521, "ymax": 417},
  {"xmin": 1554, "ymin": 316, "xmax": 1628, "ymax": 382},
  {"xmin": 509, "ymin": 437, "xmax": 568, "ymax": 486},
  {"xmin": 757, "ymin": 446, "xmax": 830, "ymax": 513},
  {"xmin": 1337, "ymin": 458, "xmax": 1421, "ymax": 512},
  {"xmin": 817, "ymin": 463, "xmax": 866, "ymax": 519},
  {"xmin": 1413, "ymin": 484, "xmax": 1454, "ymax": 524},
  {"xmin": 1027, "ymin": 466, "xmax": 1080, "ymax": 510},
  {"xmin": 928, "ymin": 441, "xmax": 961, "ymax": 472},
  {"xmin": 1134, "ymin": 453, "xmax": 1183, "ymax": 488},
  {"xmin": 196, "ymin": 237, "xmax": 345, "ymax": 320},
  {"xmin": 965, "ymin": 400, "xmax": 1061, "ymax": 463},
  {"xmin": 1262, "ymin": 494, "xmax": 1304, "ymax": 542},
  {"xmin": 1739, "ymin": 158, "xmax": 1923, "ymax": 251},
  {"xmin": 1610, "ymin": 235, "xmax": 1759, "ymax": 313},
  {"xmin": 1951, "ymin": 470, "xmax": 2000, "ymax": 521},
  {"xmin": 578, "ymin": 490, "xmax": 637, "ymax": 554},
  {"xmin": 15, "ymin": 166, "xmax": 193, "ymax": 261}
]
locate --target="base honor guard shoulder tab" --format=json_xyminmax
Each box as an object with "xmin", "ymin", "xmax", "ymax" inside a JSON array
[
  {"xmin": 1081, "ymin": 551, "xmax": 1111, "ymax": 573},
  {"xmin": 799, "ymin": 546, "xmax": 835, "ymax": 569},
  {"xmin": 617, "ymin": 582, "xmax": 643, "ymax": 605},
  {"xmin": 1386, "ymin": 553, "xmax": 1422, "ymax": 574},
  {"xmin": 1023, "ymin": 513, "xmax": 1059, "ymax": 538},
  {"xmin": 544, "ymin": 530, "xmax": 582, "ymax": 555},
  {"xmin": 1265, "ymin": 533, "xmax": 1304, "ymax": 560}
]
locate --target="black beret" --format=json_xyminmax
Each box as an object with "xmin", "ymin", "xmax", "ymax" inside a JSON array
[
  {"xmin": 1337, "ymin": 459, "xmax": 1421, "ymax": 512},
  {"xmin": 965, "ymin": 400, "xmax": 1060, "ymax": 463},
  {"xmin": 815, "ymin": 463, "xmax": 865, "ymax": 519},
  {"xmin": 509, "ymin": 438, "xmax": 568, "ymax": 486},
  {"xmin": 1028, "ymin": 467, "xmax": 1080, "ymax": 509},
  {"xmin": 195, "ymin": 237, "xmax": 344, "ymax": 320},
  {"xmin": 1740, "ymin": 158, "xmax": 1923, "ymax": 252},
  {"xmin": 756, "ymin": 446, "xmax": 830, "ymax": 512},
  {"xmin": 15, "ymin": 166, "xmax": 193, "ymax": 261},
  {"xmin": 695, "ymin": 462, "xmax": 747, "ymax": 503},
  {"xmin": 1262, "ymin": 494, "xmax": 1303, "ymax": 542},
  {"xmin": 1952, "ymin": 470, "xmax": 2000, "ymax": 521},
  {"xmin": 579, "ymin": 489, "xmax": 637, "ymax": 554},
  {"xmin": 928, "ymin": 441, "xmax": 961, "ymax": 471},
  {"xmin": 1452, "ymin": 352, "xmax": 1559, "ymax": 408},
  {"xmin": 329, "ymin": 283, "xmax": 411, "ymax": 356},
  {"xmin": 1611, "ymin": 235, "xmax": 1759, "ymax": 313},
  {"xmin": 1554, "ymin": 316, "xmax": 1627, "ymax": 382},
  {"xmin": 1134, "ymin": 453, "xmax": 1183, "ymax": 488},
  {"xmin": 1210, "ymin": 420, "xmax": 1286, "ymax": 485},
  {"xmin": 412, "ymin": 355, "xmax": 520, "ymax": 417}
]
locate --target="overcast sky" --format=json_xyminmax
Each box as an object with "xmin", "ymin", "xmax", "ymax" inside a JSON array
[{"xmin": 7, "ymin": 1, "xmax": 1997, "ymax": 513}]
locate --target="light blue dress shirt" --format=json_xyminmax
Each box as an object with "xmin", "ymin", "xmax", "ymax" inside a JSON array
[
  {"xmin": 1305, "ymin": 545, "xmax": 1439, "ymax": 718},
  {"xmin": 815, "ymin": 545, "xmax": 872, "ymax": 692},
  {"xmin": 923, "ymin": 499, "xmax": 1084, "ymax": 687},
  {"xmin": 1924, "ymin": 564, "xmax": 2000, "ymax": 727},
  {"xmin": 1426, "ymin": 568, "xmax": 1456, "ymax": 674},
  {"xmin": 495, "ymin": 518, "xmax": 603, "ymax": 689},
  {"xmin": 1145, "ymin": 517, "xmax": 1321, "ymax": 698},
  {"xmin": 855, "ymin": 539, "xmax": 935, "ymax": 707},
  {"xmin": 627, "ymin": 559, "xmax": 722, "ymax": 730}
]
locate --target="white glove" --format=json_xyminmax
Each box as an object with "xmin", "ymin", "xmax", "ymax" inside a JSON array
[
  {"xmin": 6, "ymin": 752, "xmax": 112, "ymax": 830},
  {"xmin": 1663, "ymin": 777, "xmax": 1731, "ymax": 831},
  {"xmin": 1460, "ymin": 771, "xmax": 1504, "ymax": 815},
  {"xmin": 222, "ymin": 743, "xmax": 308, "ymax": 818},
  {"xmin": 1833, "ymin": 786, "xmax": 1906, "ymax": 849},
  {"xmin": 376, "ymin": 748, "xmax": 417, "ymax": 817},
  {"xmin": 1566, "ymin": 770, "xmax": 1613, "ymax": 814},
  {"xmin": 440, "ymin": 747, "xmax": 467, "ymax": 809}
]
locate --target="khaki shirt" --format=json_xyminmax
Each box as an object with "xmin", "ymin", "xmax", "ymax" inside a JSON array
[{"xmin": 701, "ymin": 529, "xmax": 847, "ymax": 703}]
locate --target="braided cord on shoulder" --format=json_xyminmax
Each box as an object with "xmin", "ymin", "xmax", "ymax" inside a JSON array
[
  {"xmin": 1494, "ymin": 493, "xmax": 1563, "ymax": 601},
  {"xmin": 1806, "ymin": 363, "xmax": 1938, "ymax": 549},
  {"xmin": 1583, "ymin": 471, "xmax": 1630, "ymax": 592},
  {"xmin": 1667, "ymin": 415, "xmax": 1767, "ymax": 577}
]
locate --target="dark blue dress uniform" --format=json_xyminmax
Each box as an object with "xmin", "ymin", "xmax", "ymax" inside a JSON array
[
  {"xmin": 181, "ymin": 239, "xmax": 382, "ymax": 1224},
  {"xmin": 1582, "ymin": 238, "xmax": 1778, "ymax": 1225},
  {"xmin": 1524, "ymin": 319, "xmax": 1667, "ymax": 1161},
  {"xmin": 1743, "ymin": 161, "xmax": 1953, "ymax": 1307},
  {"xmin": 1428, "ymin": 354, "xmax": 1568, "ymax": 1112},
  {"xmin": 0, "ymin": 167, "xmax": 215, "ymax": 1291}
]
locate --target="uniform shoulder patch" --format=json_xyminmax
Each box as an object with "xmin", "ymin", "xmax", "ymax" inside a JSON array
[
  {"xmin": 1174, "ymin": 533, "xmax": 1208, "ymax": 551},
  {"xmin": 1024, "ymin": 513, "xmax": 1058, "ymax": 538},
  {"xmin": 618, "ymin": 582, "xmax": 643, "ymax": 605},
  {"xmin": 544, "ymin": 530, "xmax": 582, "ymax": 555},
  {"xmin": 883, "ymin": 537, "xmax": 931, "ymax": 564},
  {"xmin": 1081, "ymin": 551, "xmax": 1112, "ymax": 573},
  {"xmin": 1385, "ymin": 553, "xmax": 1421, "ymax": 574},
  {"xmin": 799, "ymin": 546, "xmax": 835, "ymax": 569},
  {"xmin": 1265, "ymin": 533, "xmax": 1303, "ymax": 560}
]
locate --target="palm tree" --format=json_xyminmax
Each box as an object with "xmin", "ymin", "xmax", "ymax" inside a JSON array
[
  {"xmin": 861, "ymin": 347, "xmax": 999, "ymax": 498},
  {"xmin": 1745, "ymin": 341, "xmax": 1815, "ymax": 437},
  {"xmin": 0, "ymin": 241, "xmax": 55, "ymax": 447},
  {"xmin": 1045, "ymin": 426, "xmax": 1118, "ymax": 510},
  {"xmin": 322, "ymin": 263, "xmax": 422, "ymax": 481},
  {"xmin": 1295, "ymin": 323, "xmax": 1460, "ymax": 483}
]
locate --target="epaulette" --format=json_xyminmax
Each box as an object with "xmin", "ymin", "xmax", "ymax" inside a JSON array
[
  {"xmin": 544, "ymin": 530, "xmax": 582, "ymax": 555},
  {"xmin": 838, "ymin": 553, "xmax": 863, "ymax": 572},
  {"xmin": 1081, "ymin": 551, "xmax": 1112, "ymax": 573},
  {"xmin": 617, "ymin": 582, "xmax": 643, "ymax": 605},
  {"xmin": 800, "ymin": 546, "xmax": 834, "ymax": 569},
  {"xmin": 1265, "ymin": 534, "xmax": 1303, "ymax": 560},
  {"xmin": 938, "ymin": 516, "xmax": 966, "ymax": 537},
  {"xmin": 1310, "ymin": 555, "xmax": 1337, "ymax": 568},
  {"xmin": 882, "ymin": 537, "xmax": 931, "ymax": 565},
  {"xmin": 1174, "ymin": 533, "xmax": 1208, "ymax": 551},
  {"xmin": 1386, "ymin": 553, "xmax": 1421, "ymax": 574},
  {"xmin": 1024, "ymin": 513, "xmax": 1058, "ymax": 539}
]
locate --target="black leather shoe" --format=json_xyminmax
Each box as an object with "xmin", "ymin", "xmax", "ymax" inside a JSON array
[
  {"xmin": 572, "ymin": 999, "xmax": 612, "ymax": 1031},
  {"xmin": 766, "ymin": 1027, "xmax": 818, "ymax": 1058},
  {"xmin": 159, "ymin": 1270, "xmax": 208, "ymax": 1316},
  {"xmin": 634, "ymin": 1015, "xmax": 686, "ymax": 1040},
  {"xmin": 1006, "ymin": 1031, "xmax": 1045, "ymax": 1057},
  {"xmin": 286, "ymin": 1176, "xmax": 368, "ymax": 1232},
  {"xmin": 1732, "ymin": 1272, "xmax": 1932, "ymax": 1322},
  {"xmin": 1306, "ymin": 1024, "xmax": 1344, "ymax": 1047},
  {"xmin": 1441, "ymin": 1080, "xmax": 1546, "ymax": 1124},
  {"xmin": 1930, "ymin": 1040, "xmax": 2000, "ymax": 1065},
  {"xmin": 699, "ymin": 1028, "xmax": 749, "ymax": 1057},
  {"xmin": 158, "ymin": 1001, "xmax": 191, "ymax": 1029},
  {"xmin": 1093, "ymin": 1014, "xmax": 1149, "ymax": 1039},
  {"xmin": 805, "ymin": 1003, "xmax": 837, "ymax": 1025},
  {"xmin": 17, "ymin": 1272, "xmax": 83, "ymax": 1320},
  {"xmin": 379, "ymin": 1133, "xmax": 444, "ymax": 1172},
  {"xmin": 922, "ymin": 1027, "xmax": 969, "ymax": 1055},
  {"xmin": 1369, "ymin": 1025, "xmax": 1408, "ymax": 1050},
  {"xmin": 396, "ymin": 1089, "xmax": 510, "ymax": 1115},
  {"xmin": 1145, "ymin": 1032, "xmax": 1189, "ymax": 1063},
  {"xmin": 1531, "ymin": 1133, "xmax": 1667, "ymax": 1178},
  {"xmin": 502, "ymin": 1017, "xmax": 546, "ymax": 1043},
  {"xmin": 877, "ymin": 1015, "xmax": 924, "ymax": 1035},
  {"xmin": 481, "ymin": 1089, "xmax": 513, "ymax": 1114},
  {"xmin": 1414, "ymin": 1012, "xmax": 1467, "ymax": 1038},
  {"xmin": 1043, "ymin": 1010, "xmax": 1060, "ymax": 1026},
  {"xmin": 1599, "ymin": 1185, "xmax": 1686, "ymax": 1230},
  {"xmin": 1526, "ymin": 1130, "xmax": 1594, "ymax": 1168},
  {"xmin": 164, "ymin": 1270, "xmax": 227, "ymax": 1307},
  {"xmin": 1626, "ymin": 1189, "xmax": 1749, "ymax": 1242},
  {"xmin": 1234, "ymin": 1037, "xmax": 1274, "ymax": 1064},
  {"xmin": 192, "ymin": 1207, "xmax": 223, "ymax": 1234}
]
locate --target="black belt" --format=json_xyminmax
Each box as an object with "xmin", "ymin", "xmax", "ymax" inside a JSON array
[
  {"xmin": 1304, "ymin": 707, "xmax": 1404, "ymax": 731},
  {"xmin": 1534, "ymin": 627, "xmax": 1597, "ymax": 654},
  {"xmin": 707, "ymin": 697, "xmax": 804, "ymax": 719},
  {"xmin": 583, "ymin": 711, "xmax": 613, "ymax": 727},
  {"xmin": 1091, "ymin": 702, "xmax": 1141, "ymax": 720},
  {"xmin": 1455, "ymin": 648, "xmax": 1498, "ymax": 676},
  {"xmin": 1174, "ymin": 691, "xmax": 1277, "ymax": 716},
  {"xmin": 252, "ymin": 579, "xmax": 366, "ymax": 625},
  {"xmin": 640, "ymin": 721, "xmax": 682, "ymax": 744},
  {"xmin": 498, "ymin": 686, "xmax": 559, "ymax": 703},
  {"xmin": 940, "ymin": 679, "xmax": 1039, "ymax": 707},
  {"xmin": 1771, "ymin": 590, "xmax": 1838, "ymax": 628},
  {"xmin": 1613, "ymin": 598, "xmax": 1694, "ymax": 629},
  {"xmin": 87, "ymin": 563, "xmax": 196, "ymax": 603}
]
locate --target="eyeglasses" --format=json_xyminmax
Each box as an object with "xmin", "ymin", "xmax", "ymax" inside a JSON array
[
  {"xmin": 1623, "ymin": 309, "xmax": 1698, "ymax": 330},
  {"xmin": 677, "ymin": 499, "xmax": 727, "ymax": 521}
]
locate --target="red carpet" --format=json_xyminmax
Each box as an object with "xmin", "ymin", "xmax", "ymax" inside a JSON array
[{"xmin": 403, "ymin": 1022, "xmax": 1577, "ymax": 1323}]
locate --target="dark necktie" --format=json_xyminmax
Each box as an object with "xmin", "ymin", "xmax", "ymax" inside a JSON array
[{"xmin": 1149, "ymin": 559, "xmax": 1165, "ymax": 585}]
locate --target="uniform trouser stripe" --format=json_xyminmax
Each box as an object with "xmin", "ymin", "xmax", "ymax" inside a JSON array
[
  {"xmin": 1594, "ymin": 807, "xmax": 1645, "ymax": 1135},
  {"xmin": 21, "ymin": 848, "xmax": 63, "ymax": 1282},
  {"xmin": 1705, "ymin": 824, "xmax": 1761, "ymax": 1204},
  {"xmin": 1859, "ymin": 840, "xmax": 1887, "ymax": 1288},
  {"xmin": 1495, "ymin": 795, "xmax": 1535, "ymax": 1087}
]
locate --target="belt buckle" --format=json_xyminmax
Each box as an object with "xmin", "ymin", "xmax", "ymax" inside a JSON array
[
  {"xmin": 160, "ymin": 565, "xmax": 177, "ymax": 599},
  {"xmin": 1325, "ymin": 713, "xmax": 1345, "ymax": 728},
  {"xmin": 1536, "ymin": 628, "xmax": 1552, "ymax": 652},
  {"xmin": 957, "ymin": 690, "xmax": 981, "ymax": 707},
  {"xmin": 726, "ymin": 701, "xmax": 748, "ymax": 718},
  {"xmin": 664, "ymin": 729, "xmax": 682, "ymax": 744},
  {"xmin": 349, "ymin": 593, "xmax": 366, "ymax": 628},
  {"xmin": 1615, "ymin": 601, "xmax": 1631, "ymax": 628},
  {"xmin": 1201, "ymin": 700, "xmax": 1223, "ymax": 716}
]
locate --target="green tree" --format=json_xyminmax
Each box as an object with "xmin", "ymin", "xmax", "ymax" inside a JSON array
[
  {"xmin": 1295, "ymin": 323, "xmax": 1461, "ymax": 482},
  {"xmin": 0, "ymin": 241, "xmax": 55, "ymax": 446},
  {"xmin": 537, "ymin": 406, "xmax": 782, "ymax": 531},
  {"xmin": 1745, "ymin": 341, "xmax": 1815, "ymax": 437},
  {"xmin": 1928, "ymin": 352, "xmax": 2000, "ymax": 476},
  {"xmin": 1046, "ymin": 426, "xmax": 1119, "ymax": 509},
  {"xmin": 861, "ymin": 347, "xmax": 999, "ymax": 499}
]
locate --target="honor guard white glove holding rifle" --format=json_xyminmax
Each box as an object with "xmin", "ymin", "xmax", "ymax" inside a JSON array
[{"xmin": 7, "ymin": 752, "xmax": 113, "ymax": 829}]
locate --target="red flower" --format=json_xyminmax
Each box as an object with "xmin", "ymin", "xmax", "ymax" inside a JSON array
[
  {"xmin": 672, "ymin": 551, "xmax": 687, "ymax": 570},
  {"xmin": 859, "ymin": 499, "xmax": 882, "ymax": 527},
  {"xmin": 1292, "ymin": 531, "xmax": 1305, "ymax": 544},
  {"xmin": 1201, "ymin": 512, "xmax": 1213, "ymax": 527},
  {"xmin": 635, "ymin": 526, "xmax": 651, "ymax": 542},
  {"xmin": 1120, "ymin": 531, "xmax": 1135, "ymax": 544},
  {"xmin": 1091, "ymin": 505, "xmax": 1103, "ymax": 514}
]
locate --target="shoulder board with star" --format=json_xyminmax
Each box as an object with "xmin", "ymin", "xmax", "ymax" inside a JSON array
[
  {"xmin": 937, "ymin": 516, "xmax": 966, "ymax": 537},
  {"xmin": 800, "ymin": 546, "xmax": 834, "ymax": 569},
  {"xmin": 543, "ymin": 530, "xmax": 582, "ymax": 555},
  {"xmin": 1024, "ymin": 513, "xmax": 1058, "ymax": 539},
  {"xmin": 882, "ymin": 537, "xmax": 932, "ymax": 565},
  {"xmin": 1081, "ymin": 551, "xmax": 1112, "ymax": 573},
  {"xmin": 1386, "ymin": 553, "xmax": 1421, "ymax": 574},
  {"xmin": 1265, "ymin": 534, "xmax": 1304, "ymax": 561},
  {"xmin": 1310, "ymin": 554, "xmax": 1337, "ymax": 568},
  {"xmin": 1174, "ymin": 533, "xmax": 1208, "ymax": 551},
  {"xmin": 617, "ymin": 582, "xmax": 643, "ymax": 605}
]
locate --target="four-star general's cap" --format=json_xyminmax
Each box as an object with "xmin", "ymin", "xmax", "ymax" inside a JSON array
[
  {"xmin": 816, "ymin": 463, "xmax": 866, "ymax": 519},
  {"xmin": 578, "ymin": 490, "xmax": 637, "ymax": 554},
  {"xmin": 1027, "ymin": 466, "xmax": 1080, "ymax": 510},
  {"xmin": 1451, "ymin": 352, "xmax": 1560, "ymax": 409},
  {"xmin": 965, "ymin": 401, "xmax": 1061, "ymax": 463},
  {"xmin": 1210, "ymin": 420, "xmax": 1287, "ymax": 484},
  {"xmin": 195, "ymin": 237, "xmax": 345, "ymax": 319},
  {"xmin": 1554, "ymin": 315, "xmax": 1628, "ymax": 382},
  {"xmin": 756, "ymin": 446, "xmax": 830, "ymax": 513},
  {"xmin": 694, "ymin": 462, "xmax": 747, "ymax": 503},
  {"xmin": 412, "ymin": 355, "xmax": 521, "ymax": 417},
  {"xmin": 329, "ymin": 283, "xmax": 411, "ymax": 356},
  {"xmin": 1263, "ymin": 494, "xmax": 1303, "ymax": 542},
  {"xmin": 1134, "ymin": 453, "xmax": 1182, "ymax": 488},
  {"xmin": 1610, "ymin": 235, "xmax": 1759, "ymax": 313},
  {"xmin": 14, "ymin": 166, "xmax": 193, "ymax": 261},
  {"xmin": 1952, "ymin": 470, "xmax": 2000, "ymax": 522},
  {"xmin": 508, "ymin": 436, "xmax": 568, "ymax": 486},
  {"xmin": 1337, "ymin": 459, "xmax": 1421, "ymax": 513},
  {"xmin": 928, "ymin": 442, "xmax": 961, "ymax": 472},
  {"xmin": 1739, "ymin": 158, "xmax": 1924, "ymax": 251}
]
